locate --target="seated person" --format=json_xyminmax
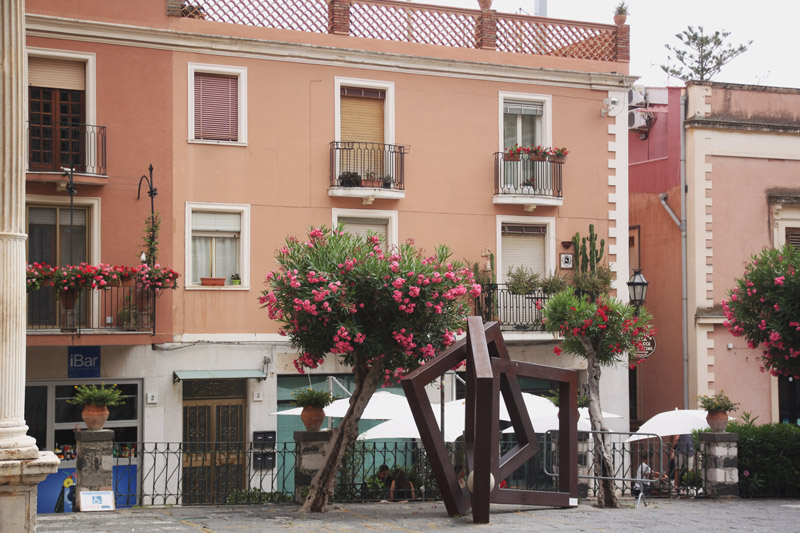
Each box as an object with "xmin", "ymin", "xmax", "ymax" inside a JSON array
[
  {"xmin": 633, "ymin": 455, "xmax": 665, "ymax": 497},
  {"xmin": 376, "ymin": 464, "xmax": 393, "ymax": 498},
  {"xmin": 390, "ymin": 468, "xmax": 416, "ymax": 502}
]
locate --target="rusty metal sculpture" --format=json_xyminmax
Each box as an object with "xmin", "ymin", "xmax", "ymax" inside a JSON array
[{"xmin": 401, "ymin": 317, "xmax": 578, "ymax": 523}]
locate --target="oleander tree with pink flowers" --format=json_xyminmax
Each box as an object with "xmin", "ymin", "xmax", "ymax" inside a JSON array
[
  {"xmin": 722, "ymin": 243, "xmax": 800, "ymax": 378},
  {"xmin": 260, "ymin": 225, "xmax": 479, "ymax": 513}
]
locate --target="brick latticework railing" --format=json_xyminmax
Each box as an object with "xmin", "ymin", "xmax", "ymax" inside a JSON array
[{"xmin": 169, "ymin": 0, "xmax": 628, "ymax": 62}]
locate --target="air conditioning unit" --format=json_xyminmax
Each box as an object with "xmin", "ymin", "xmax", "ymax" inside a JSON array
[
  {"xmin": 628, "ymin": 86, "xmax": 647, "ymax": 107},
  {"xmin": 628, "ymin": 109, "xmax": 649, "ymax": 130}
]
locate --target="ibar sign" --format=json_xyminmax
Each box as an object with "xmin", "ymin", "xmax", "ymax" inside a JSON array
[{"xmin": 68, "ymin": 346, "xmax": 101, "ymax": 378}]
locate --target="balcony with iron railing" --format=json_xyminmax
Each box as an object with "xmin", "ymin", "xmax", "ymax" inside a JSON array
[
  {"xmin": 27, "ymin": 285, "xmax": 155, "ymax": 336},
  {"xmin": 493, "ymin": 153, "xmax": 564, "ymax": 211},
  {"xmin": 27, "ymin": 121, "xmax": 107, "ymax": 181},
  {"xmin": 329, "ymin": 141, "xmax": 408, "ymax": 203},
  {"xmin": 474, "ymin": 284, "xmax": 549, "ymax": 332},
  {"xmin": 173, "ymin": 0, "xmax": 628, "ymax": 64}
]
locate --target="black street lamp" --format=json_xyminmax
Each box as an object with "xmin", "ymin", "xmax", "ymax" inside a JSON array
[{"xmin": 627, "ymin": 269, "xmax": 648, "ymax": 314}]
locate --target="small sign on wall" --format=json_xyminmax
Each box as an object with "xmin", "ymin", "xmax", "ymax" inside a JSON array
[
  {"xmin": 559, "ymin": 253, "xmax": 574, "ymax": 270},
  {"xmin": 79, "ymin": 490, "xmax": 115, "ymax": 511},
  {"xmin": 68, "ymin": 346, "xmax": 101, "ymax": 378}
]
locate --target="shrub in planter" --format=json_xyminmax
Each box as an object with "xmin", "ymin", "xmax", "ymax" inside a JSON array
[{"xmin": 506, "ymin": 266, "xmax": 539, "ymax": 295}]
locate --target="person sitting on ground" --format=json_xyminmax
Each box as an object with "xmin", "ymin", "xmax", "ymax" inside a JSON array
[
  {"xmin": 633, "ymin": 455, "xmax": 666, "ymax": 498},
  {"xmin": 390, "ymin": 468, "xmax": 416, "ymax": 502},
  {"xmin": 376, "ymin": 464, "xmax": 393, "ymax": 499}
]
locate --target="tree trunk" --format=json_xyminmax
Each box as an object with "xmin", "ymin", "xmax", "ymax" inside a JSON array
[
  {"xmin": 580, "ymin": 338, "xmax": 619, "ymax": 508},
  {"xmin": 302, "ymin": 362, "xmax": 384, "ymax": 512}
]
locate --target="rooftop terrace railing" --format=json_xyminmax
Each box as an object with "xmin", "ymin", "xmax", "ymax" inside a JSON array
[{"xmin": 171, "ymin": 0, "xmax": 628, "ymax": 62}]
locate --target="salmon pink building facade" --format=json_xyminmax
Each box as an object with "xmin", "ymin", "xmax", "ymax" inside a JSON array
[
  {"xmin": 20, "ymin": 0, "xmax": 635, "ymax": 507},
  {"xmin": 629, "ymin": 82, "xmax": 800, "ymax": 427}
]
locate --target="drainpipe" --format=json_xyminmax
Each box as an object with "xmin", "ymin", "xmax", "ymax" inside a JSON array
[
  {"xmin": 658, "ymin": 92, "xmax": 689, "ymax": 410},
  {"xmin": 679, "ymin": 95, "xmax": 689, "ymax": 410}
]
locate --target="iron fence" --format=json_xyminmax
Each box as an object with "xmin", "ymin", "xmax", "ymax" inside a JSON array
[
  {"xmin": 474, "ymin": 284, "xmax": 549, "ymax": 332},
  {"xmin": 27, "ymin": 285, "xmax": 155, "ymax": 335},
  {"xmin": 112, "ymin": 432, "xmax": 708, "ymax": 507},
  {"xmin": 27, "ymin": 121, "xmax": 107, "ymax": 176},
  {"xmin": 329, "ymin": 141, "xmax": 408, "ymax": 191},
  {"xmin": 493, "ymin": 153, "xmax": 563, "ymax": 198}
]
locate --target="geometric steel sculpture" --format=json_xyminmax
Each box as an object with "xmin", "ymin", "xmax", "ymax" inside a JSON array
[{"xmin": 402, "ymin": 317, "xmax": 578, "ymax": 523}]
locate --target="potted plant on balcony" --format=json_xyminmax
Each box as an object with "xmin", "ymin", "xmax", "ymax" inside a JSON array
[
  {"xmin": 506, "ymin": 266, "xmax": 540, "ymax": 296},
  {"xmin": 291, "ymin": 388, "xmax": 336, "ymax": 431},
  {"xmin": 118, "ymin": 295, "xmax": 138, "ymax": 331},
  {"xmin": 231, "ymin": 273, "xmax": 241, "ymax": 285},
  {"xmin": 548, "ymin": 146, "xmax": 569, "ymax": 163},
  {"xmin": 698, "ymin": 391, "xmax": 739, "ymax": 432},
  {"xmin": 67, "ymin": 383, "xmax": 125, "ymax": 430},
  {"xmin": 200, "ymin": 276, "xmax": 226, "ymax": 286},
  {"xmin": 529, "ymin": 145, "xmax": 548, "ymax": 162},
  {"xmin": 504, "ymin": 143, "xmax": 526, "ymax": 162},
  {"xmin": 613, "ymin": 2, "xmax": 628, "ymax": 25},
  {"xmin": 338, "ymin": 171, "xmax": 362, "ymax": 187},
  {"xmin": 382, "ymin": 175, "xmax": 394, "ymax": 189}
]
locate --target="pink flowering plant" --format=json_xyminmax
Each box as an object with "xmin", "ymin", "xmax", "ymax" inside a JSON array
[
  {"xmin": 259, "ymin": 225, "xmax": 478, "ymax": 512},
  {"xmin": 26, "ymin": 262, "xmax": 54, "ymax": 293},
  {"xmin": 26, "ymin": 262, "xmax": 180, "ymax": 295},
  {"xmin": 51, "ymin": 263, "xmax": 98, "ymax": 293},
  {"xmin": 137, "ymin": 264, "xmax": 180, "ymax": 293},
  {"xmin": 722, "ymin": 243, "xmax": 800, "ymax": 378}
]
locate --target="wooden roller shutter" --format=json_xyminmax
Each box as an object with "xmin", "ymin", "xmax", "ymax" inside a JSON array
[
  {"xmin": 195, "ymin": 73, "xmax": 238, "ymax": 141},
  {"xmin": 340, "ymin": 91, "xmax": 384, "ymax": 144},
  {"xmin": 28, "ymin": 57, "xmax": 85, "ymax": 90}
]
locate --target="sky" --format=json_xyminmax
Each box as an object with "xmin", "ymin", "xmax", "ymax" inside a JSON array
[{"xmin": 423, "ymin": 0, "xmax": 800, "ymax": 89}]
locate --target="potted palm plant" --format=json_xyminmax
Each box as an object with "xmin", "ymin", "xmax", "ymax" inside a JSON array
[
  {"xmin": 698, "ymin": 391, "xmax": 739, "ymax": 432},
  {"xmin": 67, "ymin": 383, "xmax": 125, "ymax": 430},
  {"xmin": 613, "ymin": 2, "xmax": 628, "ymax": 25},
  {"xmin": 291, "ymin": 388, "xmax": 336, "ymax": 431}
]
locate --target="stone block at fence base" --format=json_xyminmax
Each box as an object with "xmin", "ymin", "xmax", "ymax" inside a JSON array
[
  {"xmin": 699, "ymin": 432, "xmax": 739, "ymax": 498},
  {"xmin": 294, "ymin": 431, "xmax": 332, "ymax": 504},
  {"xmin": 75, "ymin": 429, "xmax": 114, "ymax": 510}
]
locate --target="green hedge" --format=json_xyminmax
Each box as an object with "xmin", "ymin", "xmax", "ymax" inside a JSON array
[{"xmin": 728, "ymin": 421, "xmax": 800, "ymax": 498}]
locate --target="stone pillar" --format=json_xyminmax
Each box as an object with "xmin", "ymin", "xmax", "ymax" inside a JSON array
[
  {"xmin": 0, "ymin": 1, "xmax": 60, "ymax": 530},
  {"xmin": 294, "ymin": 431, "xmax": 331, "ymax": 504},
  {"xmin": 74, "ymin": 430, "xmax": 114, "ymax": 510},
  {"xmin": 699, "ymin": 432, "xmax": 739, "ymax": 498}
]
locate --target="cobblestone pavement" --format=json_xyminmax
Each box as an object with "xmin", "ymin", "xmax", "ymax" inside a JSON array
[{"xmin": 38, "ymin": 498, "xmax": 799, "ymax": 532}]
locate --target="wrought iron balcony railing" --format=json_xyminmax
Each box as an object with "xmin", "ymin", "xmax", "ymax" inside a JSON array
[
  {"xmin": 27, "ymin": 285, "xmax": 155, "ymax": 335},
  {"xmin": 27, "ymin": 121, "xmax": 107, "ymax": 176},
  {"xmin": 330, "ymin": 141, "xmax": 408, "ymax": 190},
  {"xmin": 494, "ymin": 153, "xmax": 563, "ymax": 198},
  {"xmin": 474, "ymin": 284, "xmax": 549, "ymax": 332}
]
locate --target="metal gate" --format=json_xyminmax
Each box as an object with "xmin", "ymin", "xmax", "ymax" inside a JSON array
[{"xmin": 182, "ymin": 379, "xmax": 246, "ymax": 504}]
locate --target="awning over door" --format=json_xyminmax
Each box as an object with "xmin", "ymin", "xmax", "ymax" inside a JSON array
[{"xmin": 173, "ymin": 369, "xmax": 267, "ymax": 383}]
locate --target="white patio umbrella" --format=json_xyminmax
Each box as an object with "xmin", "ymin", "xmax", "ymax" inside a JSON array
[
  {"xmin": 502, "ymin": 413, "xmax": 592, "ymax": 433},
  {"xmin": 358, "ymin": 399, "xmax": 470, "ymax": 442},
  {"xmin": 627, "ymin": 409, "xmax": 710, "ymax": 442},
  {"xmin": 499, "ymin": 393, "xmax": 558, "ymax": 420},
  {"xmin": 274, "ymin": 390, "xmax": 412, "ymax": 420}
]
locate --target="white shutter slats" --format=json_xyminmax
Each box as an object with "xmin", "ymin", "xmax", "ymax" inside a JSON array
[{"xmin": 195, "ymin": 74, "xmax": 238, "ymax": 141}]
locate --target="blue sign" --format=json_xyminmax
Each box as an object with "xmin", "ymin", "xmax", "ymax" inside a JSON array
[{"xmin": 68, "ymin": 346, "xmax": 100, "ymax": 378}]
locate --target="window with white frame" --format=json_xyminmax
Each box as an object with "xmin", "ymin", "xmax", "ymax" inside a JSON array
[
  {"xmin": 497, "ymin": 215, "xmax": 555, "ymax": 284},
  {"xmin": 332, "ymin": 208, "xmax": 398, "ymax": 249},
  {"xmin": 499, "ymin": 92, "xmax": 552, "ymax": 151},
  {"xmin": 188, "ymin": 63, "xmax": 247, "ymax": 144},
  {"xmin": 187, "ymin": 203, "xmax": 250, "ymax": 286},
  {"xmin": 26, "ymin": 48, "xmax": 97, "ymax": 173}
]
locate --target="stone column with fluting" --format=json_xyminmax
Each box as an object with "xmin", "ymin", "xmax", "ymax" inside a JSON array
[{"xmin": 0, "ymin": 0, "xmax": 60, "ymax": 531}]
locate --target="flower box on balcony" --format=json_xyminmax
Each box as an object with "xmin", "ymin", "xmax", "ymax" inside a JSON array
[{"xmin": 200, "ymin": 277, "xmax": 226, "ymax": 286}]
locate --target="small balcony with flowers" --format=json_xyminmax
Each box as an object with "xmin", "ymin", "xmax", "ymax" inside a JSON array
[
  {"xmin": 26, "ymin": 263, "xmax": 179, "ymax": 336},
  {"xmin": 329, "ymin": 141, "xmax": 408, "ymax": 205},
  {"xmin": 493, "ymin": 145, "xmax": 566, "ymax": 212}
]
